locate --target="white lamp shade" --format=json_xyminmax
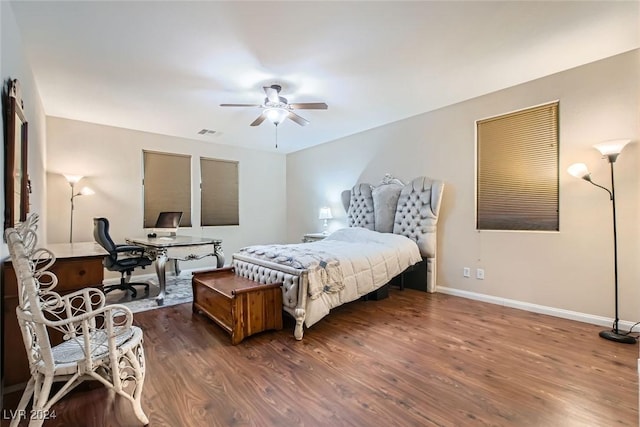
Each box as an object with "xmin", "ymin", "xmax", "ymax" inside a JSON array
[
  {"xmin": 318, "ymin": 207, "xmax": 333, "ymax": 220},
  {"xmin": 567, "ymin": 163, "xmax": 590, "ymax": 179},
  {"xmin": 593, "ymin": 139, "xmax": 631, "ymax": 156},
  {"xmin": 265, "ymin": 108, "xmax": 289, "ymax": 125},
  {"xmin": 79, "ymin": 187, "xmax": 95, "ymax": 196},
  {"xmin": 63, "ymin": 174, "xmax": 83, "ymax": 184}
]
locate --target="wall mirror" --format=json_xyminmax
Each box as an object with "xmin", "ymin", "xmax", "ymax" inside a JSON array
[{"xmin": 3, "ymin": 78, "xmax": 29, "ymax": 230}]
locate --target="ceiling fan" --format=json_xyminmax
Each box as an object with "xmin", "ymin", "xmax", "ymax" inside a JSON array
[{"xmin": 220, "ymin": 84, "xmax": 328, "ymax": 127}]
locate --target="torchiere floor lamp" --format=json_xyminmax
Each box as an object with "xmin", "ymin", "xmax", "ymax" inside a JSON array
[
  {"xmin": 568, "ymin": 139, "xmax": 635, "ymax": 344},
  {"xmin": 64, "ymin": 174, "xmax": 95, "ymax": 243}
]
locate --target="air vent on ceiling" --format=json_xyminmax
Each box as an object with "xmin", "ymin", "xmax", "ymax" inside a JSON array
[{"xmin": 197, "ymin": 129, "xmax": 216, "ymax": 135}]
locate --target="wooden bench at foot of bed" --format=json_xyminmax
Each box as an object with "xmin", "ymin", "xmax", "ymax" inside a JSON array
[{"xmin": 192, "ymin": 267, "xmax": 283, "ymax": 345}]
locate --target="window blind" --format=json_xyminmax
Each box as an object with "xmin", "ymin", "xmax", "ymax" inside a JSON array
[
  {"xmin": 476, "ymin": 102, "xmax": 559, "ymax": 231},
  {"xmin": 200, "ymin": 157, "xmax": 239, "ymax": 226},
  {"xmin": 143, "ymin": 150, "xmax": 192, "ymax": 228}
]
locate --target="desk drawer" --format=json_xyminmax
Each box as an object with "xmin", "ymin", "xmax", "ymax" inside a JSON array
[
  {"xmin": 166, "ymin": 244, "xmax": 214, "ymax": 260},
  {"xmin": 3, "ymin": 257, "xmax": 104, "ymax": 297},
  {"xmin": 51, "ymin": 258, "xmax": 105, "ymax": 291}
]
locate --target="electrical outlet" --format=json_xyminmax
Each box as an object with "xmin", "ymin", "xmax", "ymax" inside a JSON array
[
  {"xmin": 463, "ymin": 267, "xmax": 471, "ymax": 278},
  {"xmin": 476, "ymin": 268, "xmax": 485, "ymax": 280}
]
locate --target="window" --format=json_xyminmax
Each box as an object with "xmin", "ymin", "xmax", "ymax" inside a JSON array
[
  {"xmin": 476, "ymin": 102, "xmax": 559, "ymax": 231},
  {"xmin": 143, "ymin": 150, "xmax": 192, "ymax": 228},
  {"xmin": 200, "ymin": 157, "xmax": 239, "ymax": 226}
]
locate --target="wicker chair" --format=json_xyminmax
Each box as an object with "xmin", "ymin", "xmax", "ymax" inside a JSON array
[{"xmin": 5, "ymin": 216, "xmax": 148, "ymax": 426}]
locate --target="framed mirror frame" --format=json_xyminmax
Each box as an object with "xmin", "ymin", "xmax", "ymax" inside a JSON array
[{"xmin": 3, "ymin": 78, "xmax": 29, "ymax": 230}]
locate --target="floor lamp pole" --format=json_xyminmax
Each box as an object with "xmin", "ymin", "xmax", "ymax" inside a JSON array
[
  {"xmin": 598, "ymin": 157, "xmax": 635, "ymax": 344},
  {"xmin": 69, "ymin": 182, "xmax": 75, "ymax": 243}
]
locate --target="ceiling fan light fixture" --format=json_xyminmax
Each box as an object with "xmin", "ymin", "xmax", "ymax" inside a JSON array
[
  {"xmin": 221, "ymin": 84, "xmax": 326, "ymax": 128},
  {"xmin": 265, "ymin": 107, "xmax": 289, "ymax": 125}
]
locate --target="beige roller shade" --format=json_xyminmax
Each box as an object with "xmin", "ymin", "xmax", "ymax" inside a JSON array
[
  {"xmin": 476, "ymin": 102, "xmax": 559, "ymax": 231},
  {"xmin": 143, "ymin": 150, "xmax": 192, "ymax": 228},
  {"xmin": 200, "ymin": 157, "xmax": 239, "ymax": 226}
]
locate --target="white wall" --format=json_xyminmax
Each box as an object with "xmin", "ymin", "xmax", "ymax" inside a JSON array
[
  {"xmin": 286, "ymin": 50, "xmax": 640, "ymax": 324},
  {"xmin": 1, "ymin": 2, "xmax": 48, "ymax": 252},
  {"xmin": 46, "ymin": 118, "xmax": 287, "ymax": 276}
]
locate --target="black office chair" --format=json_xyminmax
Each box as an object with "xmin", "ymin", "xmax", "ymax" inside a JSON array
[{"xmin": 93, "ymin": 217, "xmax": 152, "ymax": 298}]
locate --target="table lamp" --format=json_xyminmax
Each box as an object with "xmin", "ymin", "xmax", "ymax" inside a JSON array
[{"xmin": 319, "ymin": 207, "xmax": 332, "ymax": 234}]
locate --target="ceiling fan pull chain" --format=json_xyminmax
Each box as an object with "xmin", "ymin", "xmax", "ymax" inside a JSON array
[{"xmin": 275, "ymin": 123, "xmax": 278, "ymax": 149}]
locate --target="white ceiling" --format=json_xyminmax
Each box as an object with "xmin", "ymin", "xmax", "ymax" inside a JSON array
[{"xmin": 10, "ymin": 1, "xmax": 639, "ymax": 153}]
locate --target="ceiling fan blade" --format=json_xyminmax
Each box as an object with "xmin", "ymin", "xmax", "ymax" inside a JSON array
[
  {"xmin": 250, "ymin": 113, "xmax": 267, "ymax": 126},
  {"xmin": 287, "ymin": 112, "xmax": 309, "ymax": 126},
  {"xmin": 288, "ymin": 102, "xmax": 328, "ymax": 110},
  {"xmin": 220, "ymin": 103, "xmax": 261, "ymax": 107},
  {"xmin": 263, "ymin": 86, "xmax": 280, "ymax": 104}
]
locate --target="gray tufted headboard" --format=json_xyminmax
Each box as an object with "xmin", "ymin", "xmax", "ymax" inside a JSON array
[
  {"xmin": 341, "ymin": 174, "xmax": 444, "ymax": 291},
  {"xmin": 345, "ymin": 183, "xmax": 375, "ymax": 229},
  {"xmin": 393, "ymin": 176, "xmax": 443, "ymax": 258}
]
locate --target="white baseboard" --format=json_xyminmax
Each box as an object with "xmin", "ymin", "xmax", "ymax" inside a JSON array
[{"xmin": 437, "ymin": 286, "xmax": 637, "ymax": 331}]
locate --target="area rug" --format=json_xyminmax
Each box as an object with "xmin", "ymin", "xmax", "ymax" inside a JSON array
[{"xmin": 105, "ymin": 273, "xmax": 193, "ymax": 313}]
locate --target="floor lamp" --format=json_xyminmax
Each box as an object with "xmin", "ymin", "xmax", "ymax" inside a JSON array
[
  {"xmin": 568, "ymin": 139, "xmax": 635, "ymax": 344},
  {"xmin": 64, "ymin": 174, "xmax": 95, "ymax": 243}
]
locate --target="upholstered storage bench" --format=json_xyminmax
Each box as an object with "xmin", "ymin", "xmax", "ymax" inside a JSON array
[{"xmin": 192, "ymin": 267, "xmax": 283, "ymax": 344}]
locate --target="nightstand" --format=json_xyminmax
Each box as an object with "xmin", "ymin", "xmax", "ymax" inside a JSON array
[{"xmin": 302, "ymin": 233, "xmax": 327, "ymax": 243}]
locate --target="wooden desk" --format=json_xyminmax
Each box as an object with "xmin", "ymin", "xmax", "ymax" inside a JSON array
[
  {"xmin": 2, "ymin": 242, "xmax": 106, "ymax": 392},
  {"xmin": 126, "ymin": 236, "xmax": 224, "ymax": 305}
]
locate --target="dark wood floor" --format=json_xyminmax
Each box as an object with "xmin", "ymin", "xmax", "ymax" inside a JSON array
[{"xmin": 3, "ymin": 290, "xmax": 638, "ymax": 426}]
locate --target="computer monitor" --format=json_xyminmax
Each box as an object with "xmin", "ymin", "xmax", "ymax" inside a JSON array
[{"xmin": 151, "ymin": 211, "xmax": 183, "ymax": 236}]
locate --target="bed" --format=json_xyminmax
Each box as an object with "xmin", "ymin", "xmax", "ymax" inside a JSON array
[{"xmin": 232, "ymin": 174, "xmax": 444, "ymax": 339}]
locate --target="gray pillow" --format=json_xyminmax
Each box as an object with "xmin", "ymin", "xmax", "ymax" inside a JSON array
[
  {"xmin": 372, "ymin": 183, "xmax": 402, "ymax": 233},
  {"xmin": 341, "ymin": 190, "xmax": 351, "ymax": 213}
]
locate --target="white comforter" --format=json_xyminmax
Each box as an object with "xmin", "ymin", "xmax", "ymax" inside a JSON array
[
  {"xmin": 240, "ymin": 227, "xmax": 422, "ymax": 327},
  {"xmin": 237, "ymin": 243, "xmax": 344, "ymax": 300}
]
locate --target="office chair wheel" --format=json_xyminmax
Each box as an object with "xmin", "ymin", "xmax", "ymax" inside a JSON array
[
  {"xmin": 103, "ymin": 282, "xmax": 149, "ymax": 299},
  {"xmin": 127, "ymin": 283, "xmax": 150, "ymax": 299}
]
